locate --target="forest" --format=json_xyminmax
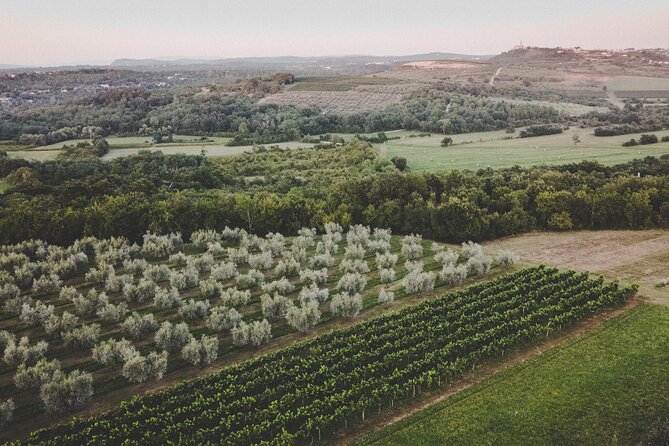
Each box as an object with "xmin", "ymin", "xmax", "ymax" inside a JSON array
[{"xmin": 1, "ymin": 140, "xmax": 668, "ymax": 245}]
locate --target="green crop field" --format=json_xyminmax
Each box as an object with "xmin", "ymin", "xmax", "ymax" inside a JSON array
[
  {"xmin": 608, "ymin": 76, "xmax": 669, "ymax": 91},
  {"xmin": 366, "ymin": 128, "xmax": 669, "ymax": 171},
  {"xmin": 359, "ymin": 303, "xmax": 669, "ymax": 446}
]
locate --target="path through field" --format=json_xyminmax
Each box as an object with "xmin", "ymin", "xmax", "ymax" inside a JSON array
[
  {"xmin": 484, "ymin": 230, "xmax": 669, "ymax": 305},
  {"xmin": 489, "ymin": 67, "xmax": 502, "ymax": 86}
]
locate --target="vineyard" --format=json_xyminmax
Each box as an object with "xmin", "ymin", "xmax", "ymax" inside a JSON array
[
  {"xmin": 24, "ymin": 266, "xmax": 636, "ymax": 445},
  {"xmin": 0, "ymin": 225, "xmax": 515, "ymax": 439}
]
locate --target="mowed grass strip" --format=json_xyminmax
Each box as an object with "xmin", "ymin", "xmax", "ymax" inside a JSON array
[{"xmin": 358, "ymin": 304, "xmax": 669, "ymax": 446}]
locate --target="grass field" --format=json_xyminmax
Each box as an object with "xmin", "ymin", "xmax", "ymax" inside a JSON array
[
  {"xmin": 359, "ymin": 303, "xmax": 669, "ymax": 446},
  {"xmin": 35, "ymin": 135, "xmax": 232, "ymax": 151},
  {"xmin": 370, "ymin": 128, "xmax": 669, "ymax": 171}
]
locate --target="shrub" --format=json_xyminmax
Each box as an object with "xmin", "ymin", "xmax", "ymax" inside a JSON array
[
  {"xmin": 367, "ymin": 239, "xmax": 390, "ymax": 253},
  {"xmin": 143, "ymin": 264, "xmax": 172, "ymax": 283},
  {"xmin": 261, "ymin": 293, "xmax": 291, "ymax": 318},
  {"xmin": 179, "ymin": 299, "xmax": 210, "ymax": 321},
  {"xmin": 324, "ymin": 222, "xmax": 343, "ymax": 235},
  {"xmin": 182, "ymin": 335, "xmax": 219, "ymax": 368},
  {"xmin": 248, "ymin": 251, "xmax": 274, "ymax": 270},
  {"xmin": 58, "ymin": 286, "xmax": 81, "ymax": 303},
  {"xmin": 310, "ymin": 252, "xmax": 335, "ymax": 268},
  {"xmin": 14, "ymin": 358, "xmax": 61, "ymax": 390},
  {"xmin": 206, "ymin": 242, "xmax": 226, "ymax": 256},
  {"xmin": 122, "ymin": 312, "xmax": 158, "ymax": 339},
  {"xmin": 264, "ymin": 232, "xmax": 286, "ymax": 256},
  {"xmin": 199, "ymin": 279, "xmax": 222, "ymax": 300},
  {"xmin": 155, "ymin": 321, "xmax": 191, "ymax": 351},
  {"xmin": 286, "ymin": 301, "xmax": 321, "ymax": 333},
  {"xmin": 170, "ymin": 266, "xmax": 200, "ymax": 291},
  {"xmin": 0, "ymin": 283, "xmax": 20, "ymax": 302},
  {"xmin": 207, "ymin": 306, "xmax": 242, "ymax": 332},
  {"xmin": 236, "ymin": 269, "xmax": 264, "ymax": 289},
  {"xmin": 191, "ymin": 254, "xmax": 215, "ymax": 274},
  {"xmin": 519, "ymin": 125, "xmax": 563, "ymax": 138},
  {"xmin": 220, "ymin": 287, "xmax": 251, "ymax": 307},
  {"xmin": 461, "ymin": 241, "xmax": 484, "ymax": 259},
  {"xmin": 231, "ymin": 319, "xmax": 272, "ymax": 347},
  {"xmin": 221, "ymin": 226, "xmax": 245, "ymax": 242},
  {"xmin": 339, "ymin": 259, "xmax": 370, "ymax": 274},
  {"xmin": 92, "ymin": 339, "xmax": 136, "ymax": 367},
  {"xmin": 32, "ymin": 274, "xmax": 63, "ymax": 295},
  {"xmin": 169, "ymin": 252, "xmax": 189, "ymax": 267},
  {"xmin": 298, "ymin": 283, "xmax": 329, "ymax": 305},
  {"xmin": 379, "ymin": 268, "xmax": 396, "ymax": 283},
  {"xmin": 3, "ymin": 295, "xmax": 35, "ymax": 314},
  {"xmin": 346, "ymin": 225, "xmax": 370, "ymax": 247},
  {"xmin": 375, "ymin": 252, "xmax": 399, "ymax": 269},
  {"xmin": 122, "ymin": 258, "xmax": 149, "ymax": 276},
  {"xmin": 662, "ymin": 136, "xmax": 669, "ymax": 143},
  {"xmin": 548, "ymin": 211, "xmax": 574, "ymax": 231},
  {"xmin": 227, "ymin": 247, "xmax": 249, "ymax": 265},
  {"xmin": 337, "ymin": 272, "xmax": 367, "ymax": 294},
  {"xmin": 0, "ymin": 398, "xmax": 14, "ymax": 427},
  {"xmin": 404, "ymin": 260, "xmax": 424, "ymax": 274},
  {"xmin": 262, "ymin": 277, "xmax": 295, "ymax": 296},
  {"xmin": 84, "ymin": 264, "xmax": 114, "ymax": 284},
  {"xmin": 330, "ymin": 292, "xmax": 363, "ymax": 318},
  {"xmin": 291, "ymin": 246, "xmax": 308, "ymax": 264},
  {"xmin": 403, "ymin": 270, "xmax": 435, "ymax": 294},
  {"xmin": 123, "ymin": 278, "xmax": 157, "ymax": 303},
  {"xmin": 3, "ymin": 337, "xmax": 48, "ymax": 366},
  {"xmin": 438, "ymin": 264, "xmax": 468, "ymax": 285},
  {"xmin": 466, "ymin": 255, "xmax": 493, "ymax": 276},
  {"xmin": 40, "ymin": 370, "xmax": 93, "ymax": 414},
  {"xmin": 0, "ymin": 330, "xmax": 16, "ymax": 356},
  {"xmin": 210, "ymin": 261, "xmax": 238, "ymax": 281},
  {"xmin": 20, "ymin": 302, "xmax": 55, "ymax": 327},
  {"xmin": 44, "ymin": 311, "xmax": 79, "ymax": 337},
  {"xmin": 153, "ymin": 287, "xmax": 183, "ymax": 310},
  {"xmin": 72, "ymin": 290, "xmax": 108, "ymax": 317},
  {"xmin": 400, "ymin": 241, "xmax": 423, "ymax": 260},
  {"xmin": 496, "ymin": 249, "xmax": 519, "ymax": 267},
  {"xmin": 105, "ymin": 273, "xmax": 133, "ymax": 293},
  {"xmin": 191, "ymin": 229, "xmax": 221, "ymax": 248},
  {"xmin": 435, "ymin": 246, "xmax": 457, "ymax": 264},
  {"xmin": 122, "ymin": 351, "xmax": 168, "ymax": 383},
  {"xmin": 63, "ymin": 324, "xmax": 100, "ymax": 349},
  {"xmin": 141, "ymin": 232, "xmax": 180, "ymax": 259},
  {"xmin": 378, "ymin": 288, "xmax": 395, "ymax": 304},
  {"xmin": 639, "ymin": 134, "xmax": 659, "ymax": 145},
  {"xmin": 297, "ymin": 268, "xmax": 327, "ymax": 286},
  {"xmin": 274, "ymin": 258, "xmax": 301, "ymax": 277},
  {"xmin": 96, "ymin": 302, "xmax": 129, "ymax": 323}
]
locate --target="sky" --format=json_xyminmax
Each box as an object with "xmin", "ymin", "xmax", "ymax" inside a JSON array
[{"xmin": 2, "ymin": 0, "xmax": 669, "ymax": 66}]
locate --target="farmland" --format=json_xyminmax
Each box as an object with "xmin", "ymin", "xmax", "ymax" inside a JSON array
[
  {"xmin": 19, "ymin": 264, "xmax": 636, "ymax": 445},
  {"xmin": 358, "ymin": 303, "xmax": 669, "ymax": 446},
  {"xmin": 0, "ymin": 226, "xmax": 519, "ymax": 440}
]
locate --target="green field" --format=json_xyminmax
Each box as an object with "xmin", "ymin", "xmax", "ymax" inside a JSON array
[
  {"xmin": 289, "ymin": 76, "xmax": 398, "ymax": 91},
  {"xmin": 608, "ymin": 76, "xmax": 669, "ymax": 91},
  {"xmin": 370, "ymin": 128, "xmax": 669, "ymax": 171},
  {"xmin": 0, "ymin": 179, "xmax": 9, "ymax": 194},
  {"xmin": 359, "ymin": 303, "xmax": 669, "ymax": 446},
  {"xmin": 35, "ymin": 135, "xmax": 232, "ymax": 151}
]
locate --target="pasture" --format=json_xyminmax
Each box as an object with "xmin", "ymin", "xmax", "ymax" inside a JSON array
[
  {"xmin": 358, "ymin": 303, "xmax": 669, "ymax": 446},
  {"xmin": 368, "ymin": 128, "xmax": 669, "ymax": 171}
]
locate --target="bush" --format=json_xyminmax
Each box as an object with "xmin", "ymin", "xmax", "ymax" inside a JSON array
[
  {"xmin": 375, "ymin": 252, "xmax": 398, "ymax": 269},
  {"xmin": 261, "ymin": 293, "xmax": 291, "ymax": 318},
  {"xmin": 122, "ymin": 258, "xmax": 149, "ymax": 276},
  {"xmin": 310, "ymin": 252, "xmax": 335, "ymax": 268},
  {"xmin": 207, "ymin": 306, "xmax": 242, "ymax": 332},
  {"xmin": 122, "ymin": 312, "xmax": 158, "ymax": 339},
  {"xmin": 141, "ymin": 232, "xmax": 180, "ymax": 259},
  {"xmin": 403, "ymin": 269, "xmax": 435, "ymax": 295},
  {"xmin": 496, "ymin": 249, "xmax": 519, "ymax": 266},
  {"xmin": 182, "ymin": 335, "xmax": 219, "ymax": 368},
  {"xmin": 344, "ymin": 244, "xmax": 366, "ymax": 260},
  {"xmin": 299, "ymin": 268, "xmax": 328, "ymax": 285},
  {"xmin": 662, "ymin": 136, "xmax": 669, "ymax": 143},
  {"xmin": 153, "ymin": 286, "xmax": 183, "ymax": 310},
  {"xmin": 330, "ymin": 292, "xmax": 363, "ymax": 318},
  {"xmin": 14, "ymin": 358, "xmax": 61, "ymax": 390},
  {"xmin": 0, "ymin": 399, "xmax": 14, "ymax": 427},
  {"xmin": 170, "ymin": 266, "xmax": 200, "ymax": 291},
  {"xmin": 155, "ymin": 321, "xmax": 191, "ymax": 351},
  {"xmin": 286, "ymin": 301, "xmax": 321, "ymax": 333},
  {"xmin": 105, "ymin": 273, "xmax": 133, "ymax": 293},
  {"xmin": 434, "ymin": 249, "xmax": 458, "ymax": 267},
  {"xmin": 441, "ymin": 136, "xmax": 454, "ymax": 147},
  {"xmin": 639, "ymin": 134, "xmax": 659, "ymax": 145},
  {"xmin": 460, "ymin": 241, "xmax": 483, "ymax": 259},
  {"xmin": 20, "ymin": 302, "xmax": 55, "ymax": 327},
  {"xmin": 346, "ymin": 225, "xmax": 370, "ymax": 247},
  {"xmin": 96, "ymin": 302, "xmax": 129, "ymax": 323},
  {"xmin": 199, "ymin": 278, "xmax": 222, "ymax": 300},
  {"xmin": 236, "ymin": 269, "xmax": 265, "ymax": 289},
  {"xmin": 623, "ymin": 138, "xmax": 638, "ymax": 147},
  {"xmin": 32, "ymin": 273, "xmax": 63, "ymax": 295},
  {"xmin": 339, "ymin": 259, "xmax": 370, "ymax": 274},
  {"xmin": 92, "ymin": 339, "xmax": 136, "ymax": 367},
  {"xmin": 169, "ymin": 252, "xmax": 189, "ymax": 267},
  {"xmin": 72, "ymin": 290, "xmax": 108, "ymax": 317},
  {"xmin": 191, "ymin": 229, "xmax": 221, "ymax": 248},
  {"xmin": 465, "ymin": 254, "xmax": 493, "ymax": 276},
  {"xmin": 220, "ymin": 287, "xmax": 251, "ymax": 308},
  {"xmin": 231, "ymin": 319, "xmax": 272, "ymax": 347},
  {"xmin": 438, "ymin": 264, "xmax": 468, "ymax": 285},
  {"xmin": 63, "ymin": 324, "xmax": 100, "ymax": 349},
  {"xmin": 191, "ymin": 254, "xmax": 215, "ymax": 274},
  {"xmin": 44, "ymin": 311, "xmax": 79, "ymax": 337},
  {"xmin": 378, "ymin": 288, "xmax": 395, "ymax": 304},
  {"xmin": 123, "ymin": 278, "xmax": 157, "ymax": 303},
  {"xmin": 179, "ymin": 299, "xmax": 210, "ymax": 321},
  {"xmin": 262, "ymin": 277, "xmax": 295, "ymax": 296},
  {"xmin": 58, "ymin": 286, "xmax": 81, "ymax": 303},
  {"xmin": 401, "ymin": 241, "xmax": 423, "ymax": 260},
  {"xmin": 143, "ymin": 264, "xmax": 172, "ymax": 282},
  {"xmin": 298, "ymin": 283, "xmax": 329, "ymax": 305},
  {"xmin": 122, "ymin": 351, "xmax": 168, "ymax": 383},
  {"xmin": 248, "ymin": 251, "xmax": 274, "ymax": 270},
  {"xmin": 0, "ymin": 283, "xmax": 20, "ymax": 302},
  {"xmin": 379, "ymin": 268, "xmax": 396, "ymax": 283},
  {"xmin": 0, "ymin": 330, "xmax": 16, "ymax": 356},
  {"xmin": 227, "ymin": 247, "xmax": 249, "ymax": 265},
  {"xmin": 548, "ymin": 211, "xmax": 574, "ymax": 231},
  {"xmin": 337, "ymin": 272, "xmax": 367, "ymax": 294},
  {"xmin": 210, "ymin": 261, "xmax": 238, "ymax": 281},
  {"xmin": 40, "ymin": 370, "xmax": 93, "ymax": 414},
  {"xmin": 3, "ymin": 337, "xmax": 48, "ymax": 366},
  {"xmin": 519, "ymin": 125, "xmax": 563, "ymax": 138}
]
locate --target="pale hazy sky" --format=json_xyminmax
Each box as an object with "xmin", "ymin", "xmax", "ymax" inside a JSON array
[{"xmin": 2, "ymin": 0, "xmax": 669, "ymax": 66}]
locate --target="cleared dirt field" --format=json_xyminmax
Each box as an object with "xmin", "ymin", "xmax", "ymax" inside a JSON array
[{"xmin": 484, "ymin": 230, "xmax": 669, "ymax": 305}]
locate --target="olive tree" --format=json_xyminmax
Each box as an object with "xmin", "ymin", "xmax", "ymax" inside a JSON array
[
  {"xmin": 14, "ymin": 358, "xmax": 61, "ymax": 390},
  {"xmin": 210, "ymin": 261, "xmax": 238, "ymax": 281},
  {"xmin": 44, "ymin": 311, "xmax": 79, "ymax": 337},
  {"xmin": 122, "ymin": 312, "xmax": 158, "ymax": 339},
  {"xmin": 154, "ymin": 321, "xmax": 191, "ymax": 351},
  {"xmin": 336, "ymin": 272, "xmax": 367, "ymax": 294},
  {"xmin": 403, "ymin": 269, "xmax": 435, "ymax": 295},
  {"xmin": 207, "ymin": 306, "xmax": 242, "ymax": 332},
  {"xmin": 236, "ymin": 269, "xmax": 264, "ymax": 289},
  {"xmin": 298, "ymin": 283, "xmax": 329, "ymax": 305},
  {"xmin": 153, "ymin": 287, "xmax": 183, "ymax": 310},
  {"xmin": 379, "ymin": 268, "xmax": 396, "ymax": 284},
  {"xmin": 0, "ymin": 399, "xmax": 15, "ymax": 427},
  {"xmin": 3, "ymin": 337, "xmax": 48, "ymax": 366},
  {"xmin": 378, "ymin": 288, "xmax": 395, "ymax": 304},
  {"xmin": 182, "ymin": 335, "xmax": 219, "ymax": 368},
  {"xmin": 19, "ymin": 302, "xmax": 55, "ymax": 327},
  {"xmin": 274, "ymin": 258, "xmax": 300, "ymax": 277},
  {"xmin": 179, "ymin": 299, "xmax": 210, "ymax": 321},
  {"xmin": 330, "ymin": 292, "xmax": 363, "ymax": 318},
  {"xmin": 92, "ymin": 338, "xmax": 137, "ymax": 367},
  {"xmin": 220, "ymin": 287, "xmax": 251, "ymax": 308},
  {"xmin": 39, "ymin": 369, "xmax": 93, "ymax": 414},
  {"xmin": 261, "ymin": 277, "xmax": 294, "ymax": 296},
  {"xmin": 260, "ymin": 293, "xmax": 291, "ymax": 318},
  {"xmin": 286, "ymin": 301, "xmax": 321, "ymax": 333},
  {"xmin": 299, "ymin": 268, "xmax": 328, "ymax": 285},
  {"xmin": 231, "ymin": 319, "xmax": 272, "ymax": 347},
  {"xmin": 63, "ymin": 324, "xmax": 100, "ymax": 349},
  {"xmin": 122, "ymin": 351, "xmax": 168, "ymax": 383}
]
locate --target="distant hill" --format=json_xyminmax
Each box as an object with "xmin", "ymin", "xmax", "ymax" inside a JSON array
[{"xmin": 110, "ymin": 53, "xmax": 494, "ymax": 71}]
